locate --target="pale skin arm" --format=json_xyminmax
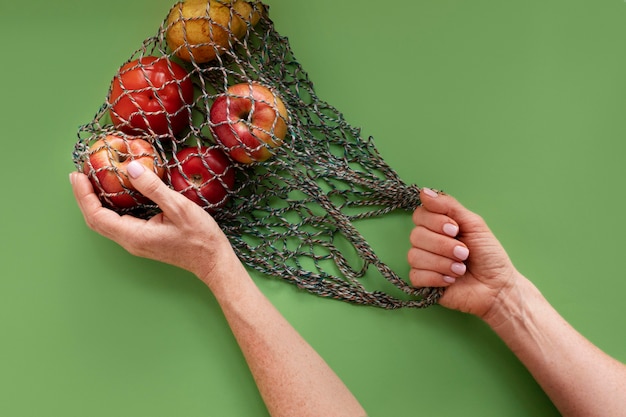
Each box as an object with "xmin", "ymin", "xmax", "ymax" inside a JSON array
[
  {"xmin": 408, "ymin": 188, "xmax": 626, "ymax": 417},
  {"xmin": 70, "ymin": 161, "xmax": 366, "ymax": 417}
]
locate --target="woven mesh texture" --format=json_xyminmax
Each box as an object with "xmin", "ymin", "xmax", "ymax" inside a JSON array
[{"xmin": 72, "ymin": 0, "xmax": 443, "ymax": 309}]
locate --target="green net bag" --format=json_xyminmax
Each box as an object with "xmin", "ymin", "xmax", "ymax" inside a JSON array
[{"xmin": 72, "ymin": 0, "xmax": 443, "ymax": 309}]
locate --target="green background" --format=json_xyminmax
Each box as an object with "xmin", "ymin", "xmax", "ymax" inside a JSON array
[{"xmin": 1, "ymin": 0, "xmax": 625, "ymax": 415}]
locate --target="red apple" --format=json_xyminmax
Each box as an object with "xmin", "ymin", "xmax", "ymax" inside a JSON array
[
  {"xmin": 209, "ymin": 82, "xmax": 289, "ymax": 164},
  {"xmin": 108, "ymin": 56, "xmax": 195, "ymax": 136},
  {"xmin": 82, "ymin": 134, "xmax": 165, "ymax": 208},
  {"xmin": 169, "ymin": 146, "xmax": 236, "ymax": 211}
]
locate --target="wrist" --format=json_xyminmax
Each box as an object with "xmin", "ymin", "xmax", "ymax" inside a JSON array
[
  {"xmin": 194, "ymin": 240, "xmax": 258, "ymax": 297},
  {"xmin": 480, "ymin": 271, "xmax": 543, "ymax": 330}
]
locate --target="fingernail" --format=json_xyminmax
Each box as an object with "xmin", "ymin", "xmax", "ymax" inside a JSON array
[
  {"xmin": 443, "ymin": 276, "xmax": 456, "ymax": 284},
  {"xmin": 451, "ymin": 262, "xmax": 466, "ymax": 275},
  {"xmin": 422, "ymin": 188, "xmax": 438, "ymax": 198},
  {"xmin": 69, "ymin": 172, "xmax": 75, "ymax": 185},
  {"xmin": 443, "ymin": 223, "xmax": 459, "ymax": 237},
  {"xmin": 453, "ymin": 245, "xmax": 469, "ymax": 261},
  {"xmin": 127, "ymin": 160, "xmax": 145, "ymax": 179}
]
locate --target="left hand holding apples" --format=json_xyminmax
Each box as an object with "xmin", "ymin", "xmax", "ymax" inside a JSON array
[
  {"xmin": 70, "ymin": 159, "xmax": 368, "ymax": 417},
  {"xmin": 70, "ymin": 163, "xmax": 238, "ymax": 287}
]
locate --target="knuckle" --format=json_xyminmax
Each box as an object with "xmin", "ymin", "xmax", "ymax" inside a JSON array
[
  {"xmin": 409, "ymin": 269, "xmax": 441, "ymax": 288},
  {"xmin": 409, "ymin": 226, "xmax": 424, "ymax": 246},
  {"xmin": 412, "ymin": 206, "xmax": 426, "ymax": 225},
  {"xmin": 84, "ymin": 211, "xmax": 108, "ymax": 233},
  {"xmin": 409, "ymin": 268, "xmax": 421, "ymax": 286},
  {"xmin": 123, "ymin": 235, "xmax": 153, "ymax": 258},
  {"xmin": 439, "ymin": 236, "xmax": 456, "ymax": 256},
  {"xmin": 168, "ymin": 194, "xmax": 192, "ymax": 217},
  {"xmin": 472, "ymin": 213, "xmax": 486, "ymax": 226},
  {"xmin": 407, "ymin": 247, "xmax": 420, "ymax": 265},
  {"xmin": 83, "ymin": 216, "xmax": 98, "ymax": 232}
]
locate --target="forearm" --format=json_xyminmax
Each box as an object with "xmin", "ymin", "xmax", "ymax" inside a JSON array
[
  {"xmin": 202, "ymin": 252, "xmax": 366, "ymax": 417},
  {"xmin": 483, "ymin": 273, "xmax": 626, "ymax": 417}
]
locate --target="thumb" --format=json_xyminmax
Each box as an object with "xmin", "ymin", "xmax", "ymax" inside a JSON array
[
  {"xmin": 419, "ymin": 188, "xmax": 483, "ymax": 232},
  {"xmin": 126, "ymin": 160, "xmax": 187, "ymax": 215}
]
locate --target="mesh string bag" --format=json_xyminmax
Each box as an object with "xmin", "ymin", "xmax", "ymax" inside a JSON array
[{"xmin": 72, "ymin": 0, "xmax": 444, "ymax": 309}]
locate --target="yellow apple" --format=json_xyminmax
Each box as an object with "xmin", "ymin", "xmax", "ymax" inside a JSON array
[
  {"xmin": 166, "ymin": 0, "xmax": 263, "ymax": 64},
  {"xmin": 231, "ymin": 0, "xmax": 262, "ymax": 27}
]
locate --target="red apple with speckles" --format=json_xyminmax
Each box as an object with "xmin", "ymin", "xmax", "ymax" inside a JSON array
[
  {"xmin": 108, "ymin": 56, "xmax": 194, "ymax": 136},
  {"xmin": 169, "ymin": 146, "xmax": 236, "ymax": 211},
  {"xmin": 209, "ymin": 82, "xmax": 288, "ymax": 164},
  {"xmin": 82, "ymin": 134, "xmax": 165, "ymax": 208}
]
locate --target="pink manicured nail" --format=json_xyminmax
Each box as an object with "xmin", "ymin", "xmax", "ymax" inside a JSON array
[
  {"xmin": 443, "ymin": 276, "xmax": 456, "ymax": 284},
  {"xmin": 422, "ymin": 187, "xmax": 438, "ymax": 198},
  {"xmin": 451, "ymin": 262, "xmax": 466, "ymax": 275},
  {"xmin": 453, "ymin": 245, "xmax": 469, "ymax": 261},
  {"xmin": 127, "ymin": 160, "xmax": 145, "ymax": 179},
  {"xmin": 443, "ymin": 223, "xmax": 459, "ymax": 237}
]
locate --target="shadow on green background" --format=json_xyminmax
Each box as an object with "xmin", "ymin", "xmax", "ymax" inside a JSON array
[{"xmin": 1, "ymin": 0, "xmax": 625, "ymax": 415}]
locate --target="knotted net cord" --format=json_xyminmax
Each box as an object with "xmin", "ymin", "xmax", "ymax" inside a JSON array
[{"xmin": 72, "ymin": 1, "xmax": 443, "ymax": 309}]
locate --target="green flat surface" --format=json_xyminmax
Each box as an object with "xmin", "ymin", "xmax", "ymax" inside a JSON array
[{"xmin": 1, "ymin": 0, "xmax": 625, "ymax": 415}]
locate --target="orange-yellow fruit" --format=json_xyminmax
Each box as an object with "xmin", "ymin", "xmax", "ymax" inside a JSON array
[{"xmin": 166, "ymin": 0, "xmax": 263, "ymax": 63}]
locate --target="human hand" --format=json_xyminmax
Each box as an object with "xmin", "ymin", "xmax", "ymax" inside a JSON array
[
  {"xmin": 70, "ymin": 160, "xmax": 237, "ymax": 287},
  {"xmin": 408, "ymin": 188, "xmax": 520, "ymax": 319}
]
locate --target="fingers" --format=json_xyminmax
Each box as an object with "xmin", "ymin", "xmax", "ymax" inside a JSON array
[
  {"xmin": 408, "ymin": 187, "xmax": 470, "ymax": 287},
  {"xmin": 418, "ymin": 187, "xmax": 463, "ymax": 215},
  {"xmin": 71, "ymin": 162, "xmax": 215, "ymax": 236},
  {"xmin": 70, "ymin": 171, "xmax": 104, "ymax": 219},
  {"xmin": 412, "ymin": 189, "xmax": 462, "ymax": 236},
  {"xmin": 125, "ymin": 160, "xmax": 202, "ymax": 223},
  {"xmin": 69, "ymin": 171, "xmax": 144, "ymax": 241},
  {"xmin": 407, "ymin": 240, "xmax": 468, "ymax": 287},
  {"xmin": 417, "ymin": 187, "xmax": 485, "ymax": 234},
  {"xmin": 71, "ymin": 165, "xmax": 232, "ymax": 280},
  {"xmin": 409, "ymin": 226, "xmax": 469, "ymax": 261},
  {"xmin": 410, "ymin": 268, "xmax": 458, "ymax": 287}
]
